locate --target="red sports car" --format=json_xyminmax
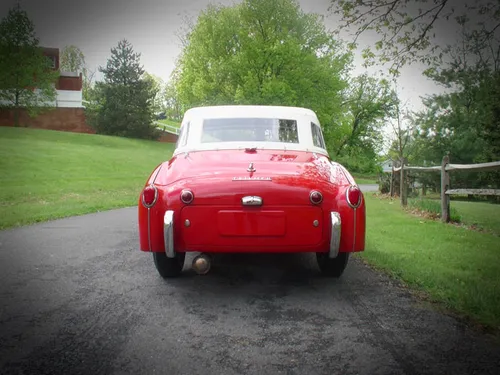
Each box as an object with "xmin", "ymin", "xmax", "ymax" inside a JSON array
[{"xmin": 138, "ymin": 105, "xmax": 365, "ymax": 278}]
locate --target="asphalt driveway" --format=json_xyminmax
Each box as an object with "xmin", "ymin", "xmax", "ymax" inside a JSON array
[{"xmin": 0, "ymin": 207, "xmax": 499, "ymax": 375}]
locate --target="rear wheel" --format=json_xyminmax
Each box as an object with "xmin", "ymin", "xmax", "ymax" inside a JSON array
[
  {"xmin": 153, "ymin": 252, "xmax": 186, "ymax": 278},
  {"xmin": 316, "ymin": 252, "xmax": 350, "ymax": 277}
]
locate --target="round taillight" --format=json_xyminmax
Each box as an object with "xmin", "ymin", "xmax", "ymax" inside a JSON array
[
  {"xmin": 346, "ymin": 185, "xmax": 362, "ymax": 208},
  {"xmin": 142, "ymin": 184, "xmax": 158, "ymax": 208},
  {"xmin": 180, "ymin": 189, "xmax": 194, "ymax": 204},
  {"xmin": 310, "ymin": 190, "xmax": 323, "ymax": 204}
]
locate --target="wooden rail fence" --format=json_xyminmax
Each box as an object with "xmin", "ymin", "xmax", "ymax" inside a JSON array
[{"xmin": 390, "ymin": 155, "xmax": 500, "ymax": 222}]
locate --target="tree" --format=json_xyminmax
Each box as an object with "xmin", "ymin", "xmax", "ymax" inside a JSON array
[
  {"xmin": 0, "ymin": 4, "xmax": 58, "ymax": 126},
  {"xmin": 163, "ymin": 63, "xmax": 183, "ymax": 121},
  {"xmin": 60, "ymin": 45, "xmax": 86, "ymax": 73},
  {"xmin": 142, "ymin": 72, "xmax": 166, "ymax": 114},
  {"xmin": 329, "ymin": 0, "xmax": 500, "ymax": 76},
  {"xmin": 163, "ymin": 81, "xmax": 182, "ymax": 121},
  {"xmin": 410, "ymin": 43, "xmax": 500, "ymax": 191},
  {"xmin": 175, "ymin": 0, "xmax": 352, "ymax": 150},
  {"xmin": 82, "ymin": 68, "xmax": 96, "ymax": 103},
  {"xmin": 89, "ymin": 39, "xmax": 159, "ymax": 139},
  {"xmin": 60, "ymin": 44, "xmax": 96, "ymax": 103},
  {"xmin": 384, "ymin": 85, "xmax": 421, "ymax": 164},
  {"xmin": 334, "ymin": 73, "xmax": 398, "ymax": 172},
  {"xmin": 419, "ymin": 14, "xmax": 500, "ymax": 166}
]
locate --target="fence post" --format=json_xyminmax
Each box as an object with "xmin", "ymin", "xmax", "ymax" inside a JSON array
[
  {"xmin": 441, "ymin": 154, "xmax": 450, "ymax": 223},
  {"xmin": 400, "ymin": 157, "xmax": 407, "ymax": 206},
  {"xmin": 390, "ymin": 165, "xmax": 394, "ymax": 197}
]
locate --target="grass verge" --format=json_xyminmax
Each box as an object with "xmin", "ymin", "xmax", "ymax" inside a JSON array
[
  {"xmin": 408, "ymin": 197, "xmax": 462, "ymax": 222},
  {"xmin": 354, "ymin": 178, "xmax": 378, "ymax": 185},
  {"xmin": 157, "ymin": 118, "xmax": 181, "ymax": 128},
  {"xmin": 407, "ymin": 196, "xmax": 500, "ymax": 236},
  {"xmin": 451, "ymin": 200, "xmax": 500, "ymax": 236},
  {"xmin": 352, "ymin": 173, "xmax": 378, "ymax": 185},
  {"xmin": 360, "ymin": 193, "xmax": 500, "ymax": 334},
  {"xmin": 0, "ymin": 127, "xmax": 174, "ymax": 229}
]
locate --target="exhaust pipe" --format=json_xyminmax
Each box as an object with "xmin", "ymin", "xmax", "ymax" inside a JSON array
[{"xmin": 192, "ymin": 253, "xmax": 211, "ymax": 275}]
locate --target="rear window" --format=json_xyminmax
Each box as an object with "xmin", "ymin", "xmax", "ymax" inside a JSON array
[{"xmin": 200, "ymin": 118, "xmax": 299, "ymax": 143}]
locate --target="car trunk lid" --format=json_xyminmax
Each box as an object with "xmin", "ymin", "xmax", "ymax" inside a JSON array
[{"xmin": 156, "ymin": 149, "xmax": 340, "ymax": 206}]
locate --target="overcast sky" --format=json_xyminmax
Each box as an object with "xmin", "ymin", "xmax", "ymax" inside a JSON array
[{"xmin": 1, "ymin": 0, "xmax": 456, "ymax": 112}]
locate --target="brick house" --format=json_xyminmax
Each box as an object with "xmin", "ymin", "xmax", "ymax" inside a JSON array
[
  {"xmin": 1, "ymin": 46, "xmax": 178, "ymax": 142},
  {"xmin": 41, "ymin": 47, "xmax": 84, "ymax": 107},
  {"xmin": 0, "ymin": 46, "xmax": 93, "ymax": 133}
]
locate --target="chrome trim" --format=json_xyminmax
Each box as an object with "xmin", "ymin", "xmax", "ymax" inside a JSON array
[
  {"xmin": 141, "ymin": 184, "xmax": 158, "ymax": 208},
  {"xmin": 164, "ymin": 210, "xmax": 175, "ymax": 258},
  {"xmin": 242, "ymin": 196, "xmax": 263, "ymax": 206},
  {"xmin": 346, "ymin": 185, "xmax": 361, "ymax": 209},
  {"xmin": 247, "ymin": 162, "xmax": 256, "ymax": 172},
  {"xmin": 353, "ymin": 208, "xmax": 357, "ymax": 251},
  {"xmin": 147, "ymin": 207, "xmax": 152, "ymax": 252},
  {"xmin": 329, "ymin": 212, "xmax": 341, "ymax": 258},
  {"xmin": 233, "ymin": 176, "xmax": 271, "ymax": 181}
]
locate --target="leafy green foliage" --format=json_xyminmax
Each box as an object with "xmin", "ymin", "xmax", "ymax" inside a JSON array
[
  {"xmin": 163, "ymin": 81, "xmax": 182, "ymax": 121},
  {"xmin": 0, "ymin": 4, "xmax": 58, "ymax": 125},
  {"xmin": 334, "ymin": 74, "xmax": 397, "ymax": 172},
  {"xmin": 60, "ymin": 44, "xmax": 86, "ymax": 73},
  {"xmin": 89, "ymin": 40, "xmax": 160, "ymax": 139},
  {"xmin": 142, "ymin": 72, "xmax": 167, "ymax": 114},
  {"xmin": 329, "ymin": 0, "xmax": 500, "ymax": 76},
  {"xmin": 60, "ymin": 44, "xmax": 96, "ymax": 103},
  {"xmin": 175, "ymin": 0, "xmax": 351, "ymax": 142},
  {"xmin": 410, "ymin": 16, "xmax": 500, "ymax": 189}
]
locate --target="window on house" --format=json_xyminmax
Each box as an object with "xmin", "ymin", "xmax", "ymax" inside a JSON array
[
  {"xmin": 311, "ymin": 122, "xmax": 326, "ymax": 149},
  {"xmin": 46, "ymin": 55, "xmax": 56, "ymax": 69}
]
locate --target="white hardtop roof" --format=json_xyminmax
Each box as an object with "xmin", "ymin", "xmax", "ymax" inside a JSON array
[
  {"xmin": 174, "ymin": 105, "xmax": 328, "ymax": 157},
  {"xmin": 182, "ymin": 105, "xmax": 320, "ymax": 124}
]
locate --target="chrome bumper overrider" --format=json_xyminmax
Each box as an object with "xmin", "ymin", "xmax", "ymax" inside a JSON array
[
  {"xmin": 329, "ymin": 212, "xmax": 341, "ymax": 258},
  {"xmin": 164, "ymin": 210, "xmax": 175, "ymax": 258}
]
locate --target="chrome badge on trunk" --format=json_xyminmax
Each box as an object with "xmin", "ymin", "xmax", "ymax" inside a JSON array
[{"xmin": 232, "ymin": 176, "xmax": 272, "ymax": 181}]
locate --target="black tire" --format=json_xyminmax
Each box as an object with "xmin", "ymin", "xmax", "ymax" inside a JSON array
[
  {"xmin": 316, "ymin": 252, "xmax": 350, "ymax": 277},
  {"xmin": 153, "ymin": 251, "xmax": 186, "ymax": 278}
]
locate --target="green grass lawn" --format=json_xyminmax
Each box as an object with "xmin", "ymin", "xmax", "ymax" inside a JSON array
[
  {"xmin": 352, "ymin": 173, "xmax": 378, "ymax": 184},
  {"xmin": 360, "ymin": 193, "xmax": 500, "ymax": 333},
  {"xmin": 408, "ymin": 196, "xmax": 500, "ymax": 235},
  {"xmin": 451, "ymin": 200, "xmax": 500, "ymax": 235},
  {"xmin": 157, "ymin": 118, "xmax": 181, "ymax": 128},
  {"xmin": 0, "ymin": 127, "xmax": 174, "ymax": 229},
  {"xmin": 354, "ymin": 178, "xmax": 378, "ymax": 184}
]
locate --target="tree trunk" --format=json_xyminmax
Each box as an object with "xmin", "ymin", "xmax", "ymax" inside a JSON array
[
  {"xmin": 14, "ymin": 91, "xmax": 20, "ymax": 127},
  {"xmin": 390, "ymin": 167, "xmax": 394, "ymax": 197},
  {"xmin": 400, "ymin": 157, "xmax": 407, "ymax": 206},
  {"xmin": 14, "ymin": 107, "xmax": 20, "ymax": 127}
]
